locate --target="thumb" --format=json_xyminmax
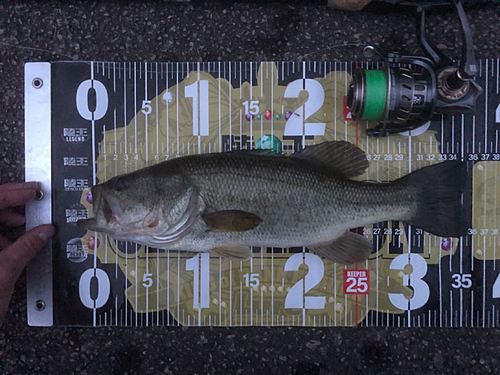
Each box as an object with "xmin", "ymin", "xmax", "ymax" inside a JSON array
[{"xmin": 0, "ymin": 224, "xmax": 55, "ymax": 281}]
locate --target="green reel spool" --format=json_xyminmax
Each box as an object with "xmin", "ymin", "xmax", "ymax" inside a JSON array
[
  {"xmin": 347, "ymin": 69, "xmax": 388, "ymax": 121},
  {"xmin": 361, "ymin": 70, "xmax": 388, "ymax": 119}
]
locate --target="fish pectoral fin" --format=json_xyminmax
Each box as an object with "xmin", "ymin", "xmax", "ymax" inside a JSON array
[
  {"xmin": 202, "ymin": 210, "xmax": 262, "ymax": 233},
  {"xmin": 307, "ymin": 230, "xmax": 372, "ymax": 265},
  {"xmin": 209, "ymin": 246, "xmax": 253, "ymax": 260}
]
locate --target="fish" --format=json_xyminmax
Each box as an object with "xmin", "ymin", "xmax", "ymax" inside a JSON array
[{"xmin": 77, "ymin": 140, "xmax": 468, "ymax": 265}]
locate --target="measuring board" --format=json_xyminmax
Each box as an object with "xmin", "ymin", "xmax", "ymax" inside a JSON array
[{"xmin": 24, "ymin": 60, "xmax": 500, "ymax": 327}]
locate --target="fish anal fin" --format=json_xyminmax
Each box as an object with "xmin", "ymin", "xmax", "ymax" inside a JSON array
[
  {"xmin": 203, "ymin": 210, "xmax": 262, "ymax": 233},
  {"xmin": 307, "ymin": 230, "xmax": 372, "ymax": 265},
  {"xmin": 209, "ymin": 246, "xmax": 253, "ymax": 260},
  {"xmin": 291, "ymin": 141, "xmax": 369, "ymax": 179}
]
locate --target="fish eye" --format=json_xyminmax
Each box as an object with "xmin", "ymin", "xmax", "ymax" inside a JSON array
[{"xmin": 115, "ymin": 178, "xmax": 129, "ymax": 192}]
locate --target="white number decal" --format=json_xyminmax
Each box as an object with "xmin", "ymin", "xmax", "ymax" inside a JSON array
[
  {"xmin": 243, "ymin": 273, "xmax": 260, "ymax": 288},
  {"xmin": 186, "ymin": 253, "xmax": 210, "ymax": 309},
  {"xmin": 469, "ymin": 154, "xmax": 479, "ymax": 161},
  {"xmin": 79, "ymin": 268, "xmax": 110, "ymax": 309},
  {"xmin": 142, "ymin": 273, "xmax": 153, "ymax": 288},
  {"xmin": 451, "ymin": 274, "xmax": 472, "ymax": 289},
  {"xmin": 284, "ymin": 253, "xmax": 325, "ymax": 309},
  {"xmin": 284, "ymin": 79, "xmax": 325, "ymax": 136},
  {"xmin": 345, "ymin": 277, "xmax": 369, "ymax": 293},
  {"xmin": 243, "ymin": 100, "xmax": 259, "ymax": 115},
  {"xmin": 185, "ymin": 80, "xmax": 209, "ymax": 136},
  {"xmin": 76, "ymin": 79, "xmax": 108, "ymax": 121},
  {"xmin": 389, "ymin": 254, "xmax": 430, "ymax": 310},
  {"xmin": 141, "ymin": 100, "xmax": 152, "ymax": 115}
]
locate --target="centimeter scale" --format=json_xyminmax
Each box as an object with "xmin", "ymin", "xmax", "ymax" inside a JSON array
[{"xmin": 25, "ymin": 60, "xmax": 500, "ymax": 327}]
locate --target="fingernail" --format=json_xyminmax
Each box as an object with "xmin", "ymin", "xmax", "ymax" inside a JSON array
[{"xmin": 37, "ymin": 225, "xmax": 55, "ymax": 242}]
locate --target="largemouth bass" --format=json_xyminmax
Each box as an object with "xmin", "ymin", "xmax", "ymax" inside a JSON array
[{"xmin": 77, "ymin": 141, "xmax": 467, "ymax": 265}]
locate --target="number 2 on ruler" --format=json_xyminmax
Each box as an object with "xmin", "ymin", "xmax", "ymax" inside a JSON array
[
  {"xmin": 284, "ymin": 79, "xmax": 325, "ymax": 137},
  {"xmin": 284, "ymin": 253, "xmax": 326, "ymax": 309}
]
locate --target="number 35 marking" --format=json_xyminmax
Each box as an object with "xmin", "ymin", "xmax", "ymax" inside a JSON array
[{"xmin": 451, "ymin": 274, "xmax": 472, "ymax": 288}]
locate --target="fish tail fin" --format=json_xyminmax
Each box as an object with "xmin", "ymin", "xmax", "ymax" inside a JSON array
[{"xmin": 397, "ymin": 161, "xmax": 469, "ymax": 237}]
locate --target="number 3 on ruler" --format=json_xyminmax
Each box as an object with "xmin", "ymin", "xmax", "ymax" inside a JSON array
[
  {"xmin": 284, "ymin": 253, "xmax": 326, "ymax": 309},
  {"xmin": 389, "ymin": 254, "xmax": 430, "ymax": 310}
]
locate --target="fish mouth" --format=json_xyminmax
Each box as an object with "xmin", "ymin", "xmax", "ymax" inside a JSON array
[{"xmin": 76, "ymin": 185, "xmax": 105, "ymax": 230}]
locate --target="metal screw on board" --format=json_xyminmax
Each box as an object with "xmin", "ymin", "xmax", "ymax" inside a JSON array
[
  {"xmin": 35, "ymin": 190, "xmax": 44, "ymax": 201},
  {"xmin": 35, "ymin": 300, "xmax": 46, "ymax": 311},
  {"xmin": 32, "ymin": 78, "xmax": 43, "ymax": 89}
]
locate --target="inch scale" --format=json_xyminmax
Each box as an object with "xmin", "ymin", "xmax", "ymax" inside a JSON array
[{"xmin": 25, "ymin": 60, "xmax": 500, "ymax": 327}]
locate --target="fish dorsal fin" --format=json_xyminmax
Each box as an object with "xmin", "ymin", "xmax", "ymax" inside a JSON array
[
  {"xmin": 209, "ymin": 246, "xmax": 253, "ymax": 260},
  {"xmin": 203, "ymin": 210, "xmax": 262, "ymax": 233},
  {"xmin": 226, "ymin": 149, "xmax": 282, "ymax": 157},
  {"xmin": 291, "ymin": 141, "xmax": 369, "ymax": 179},
  {"xmin": 307, "ymin": 230, "xmax": 372, "ymax": 265}
]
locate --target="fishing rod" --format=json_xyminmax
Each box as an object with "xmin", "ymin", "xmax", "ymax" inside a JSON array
[{"xmin": 346, "ymin": 0, "xmax": 483, "ymax": 136}]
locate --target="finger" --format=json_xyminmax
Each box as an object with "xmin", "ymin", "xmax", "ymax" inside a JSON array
[
  {"xmin": 0, "ymin": 224, "xmax": 55, "ymax": 281},
  {"xmin": 0, "ymin": 208, "xmax": 26, "ymax": 227},
  {"xmin": 0, "ymin": 234, "xmax": 12, "ymax": 249},
  {"xmin": 0, "ymin": 183, "xmax": 38, "ymax": 211},
  {"xmin": 0, "ymin": 182, "xmax": 39, "ymax": 192}
]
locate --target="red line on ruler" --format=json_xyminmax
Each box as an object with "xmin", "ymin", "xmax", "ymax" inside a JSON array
[{"xmin": 354, "ymin": 62, "xmax": 359, "ymax": 327}]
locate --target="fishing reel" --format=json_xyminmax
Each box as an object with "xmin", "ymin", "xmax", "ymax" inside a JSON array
[{"xmin": 346, "ymin": 0, "xmax": 483, "ymax": 137}]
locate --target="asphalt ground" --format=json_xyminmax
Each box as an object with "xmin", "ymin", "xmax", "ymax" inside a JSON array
[{"xmin": 1, "ymin": 1, "xmax": 500, "ymax": 374}]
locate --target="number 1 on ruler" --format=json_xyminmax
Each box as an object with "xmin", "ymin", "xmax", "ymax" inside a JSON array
[
  {"xmin": 185, "ymin": 80, "xmax": 209, "ymax": 136},
  {"xmin": 186, "ymin": 253, "xmax": 210, "ymax": 309}
]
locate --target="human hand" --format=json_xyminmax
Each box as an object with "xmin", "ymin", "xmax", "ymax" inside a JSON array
[{"xmin": 0, "ymin": 182, "xmax": 54, "ymax": 320}]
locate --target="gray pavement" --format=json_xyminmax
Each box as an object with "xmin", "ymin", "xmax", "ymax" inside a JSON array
[{"xmin": 1, "ymin": 1, "xmax": 500, "ymax": 374}]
